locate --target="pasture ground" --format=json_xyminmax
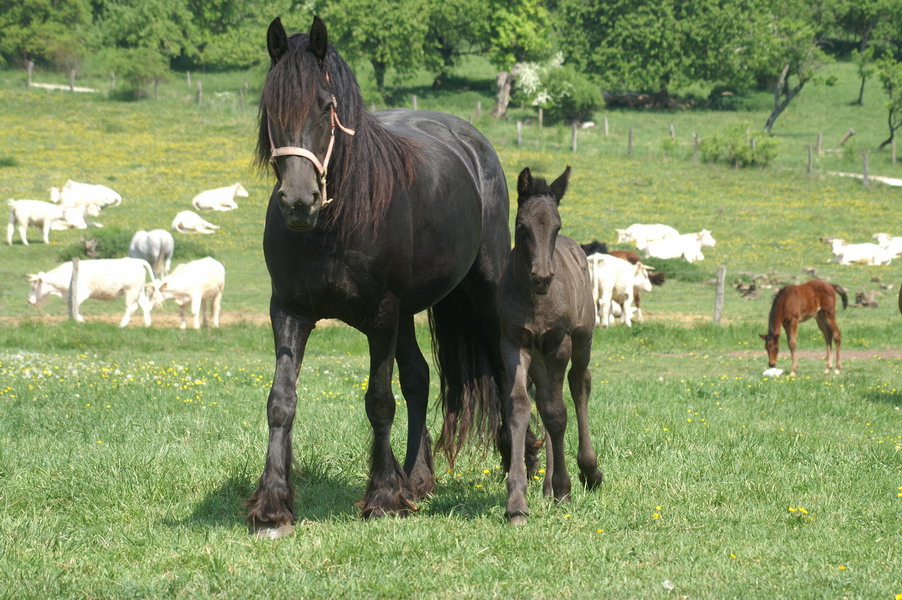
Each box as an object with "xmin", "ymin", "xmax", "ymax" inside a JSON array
[{"xmin": 1, "ymin": 59, "xmax": 900, "ymax": 598}]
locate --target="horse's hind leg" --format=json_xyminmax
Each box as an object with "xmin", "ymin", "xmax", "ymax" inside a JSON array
[
  {"xmin": 817, "ymin": 312, "xmax": 842, "ymax": 374},
  {"xmin": 246, "ymin": 300, "xmax": 313, "ymax": 538},
  {"xmin": 569, "ymin": 330, "xmax": 603, "ymax": 489},
  {"xmin": 395, "ymin": 314, "xmax": 435, "ymax": 499},
  {"xmin": 360, "ymin": 321, "xmax": 417, "ymax": 519}
]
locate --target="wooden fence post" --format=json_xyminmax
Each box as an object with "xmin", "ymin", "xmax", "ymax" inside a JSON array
[
  {"xmin": 69, "ymin": 69, "xmax": 76, "ymax": 92},
  {"xmin": 110, "ymin": 72, "xmax": 116, "ymax": 92},
  {"xmin": 538, "ymin": 108, "xmax": 543, "ymax": 129},
  {"xmin": 669, "ymin": 123, "xmax": 675, "ymax": 139},
  {"xmin": 517, "ymin": 121, "xmax": 522, "ymax": 146},
  {"xmin": 816, "ymin": 132, "xmax": 823, "ymax": 155},
  {"xmin": 839, "ymin": 128, "xmax": 855, "ymax": 146},
  {"xmin": 571, "ymin": 123, "xmax": 578, "ymax": 152},
  {"xmin": 628, "ymin": 128, "xmax": 633, "ymax": 155},
  {"xmin": 693, "ymin": 133, "xmax": 699, "ymax": 162},
  {"xmin": 476, "ymin": 100, "xmax": 481, "ymax": 119},
  {"xmin": 807, "ymin": 145, "xmax": 813, "ymax": 173},
  {"xmin": 412, "ymin": 95, "xmax": 417, "ymax": 110},
  {"xmin": 26, "ymin": 60, "xmax": 34, "ymax": 88},
  {"xmin": 153, "ymin": 77, "xmax": 159, "ymax": 99},
  {"xmin": 862, "ymin": 150, "xmax": 869, "ymax": 186},
  {"xmin": 197, "ymin": 80, "xmax": 203, "ymax": 106},
  {"xmin": 68, "ymin": 258, "xmax": 80, "ymax": 321},
  {"xmin": 713, "ymin": 265, "xmax": 726, "ymax": 325},
  {"xmin": 239, "ymin": 81, "xmax": 247, "ymax": 110},
  {"xmin": 892, "ymin": 138, "xmax": 897, "ymax": 165},
  {"xmin": 187, "ymin": 71, "xmax": 191, "ymax": 88},
  {"xmin": 603, "ymin": 115, "xmax": 609, "ymax": 138}
]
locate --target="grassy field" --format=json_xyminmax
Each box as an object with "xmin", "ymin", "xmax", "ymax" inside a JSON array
[{"xmin": 0, "ymin": 55, "xmax": 900, "ymax": 598}]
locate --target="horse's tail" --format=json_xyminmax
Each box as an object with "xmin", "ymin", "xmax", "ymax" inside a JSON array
[
  {"xmin": 428, "ymin": 286, "xmax": 502, "ymax": 467},
  {"xmin": 831, "ymin": 283, "xmax": 848, "ymax": 310}
]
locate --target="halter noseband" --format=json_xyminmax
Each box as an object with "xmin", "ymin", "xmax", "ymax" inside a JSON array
[{"xmin": 268, "ymin": 74, "xmax": 356, "ymax": 206}]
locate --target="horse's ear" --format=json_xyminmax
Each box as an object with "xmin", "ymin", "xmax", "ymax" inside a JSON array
[
  {"xmin": 309, "ymin": 15, "xmax": 328, "ymax": 63},
  {"xmin": 550, "ymin": 165, "xmax": 571, "ymax": 204},
  {"xmin": 516, "ymin": 167, "xmax": 533, "ymax": 201},
  {"xmin": 267, "ymin": 17, "xmax": 289, "ymax": 65}
]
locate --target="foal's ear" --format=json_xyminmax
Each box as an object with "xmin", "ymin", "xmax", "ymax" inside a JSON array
[
  {"xmin": 267, "ymin": 17, "xmax": 289, "ymax": 65},
  {"xmin": 550, "ymin": 166, "xmax": 571, "ymax": 204},
  {"xmin": 309, "ymin": 15, "xmax": 328, "ymax": 63},
  {"xmin": 517, "ymin": 167, "xmax": 533, "ymax": 199},
  {"xmin": 758, "ymin": 334, "xmax": 768, "ymax": 340}
]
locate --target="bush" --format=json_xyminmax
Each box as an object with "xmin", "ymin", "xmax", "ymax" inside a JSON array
[
  {"xmin": 699, "ymin": 122, "xmax": 778, "ymax": 168},
  {"xmin": 536, "ymin": 65, "xmax": 603, "ymax": 123},
  {"xmin": 58, "ymin": 228, "xmax": 212, "ymax": 263}
]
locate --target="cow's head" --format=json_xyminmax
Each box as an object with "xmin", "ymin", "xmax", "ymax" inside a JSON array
[
  {"xmin": 26, "ymin": 273, "xmax": 49, "ymax": 306},
  {"xmin": 633, "ymin": 263, "xmax": 654, "ymax": 293},
  {"xmin": 145, "ymin": 280, "xmax": 167, "ymax": 308},
  {"xmin": 697, "ymin": 229, "xmax": 716, "ymax": 247}
]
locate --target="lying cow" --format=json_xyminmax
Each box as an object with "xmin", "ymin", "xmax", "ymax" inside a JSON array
[
  {"xmin": 50, "ymin": 179, "xmax": 122, "ymax": 209},
  {"xmin": 872, "ymin": 233, "xmax": 902, "ymax": 259},
  {"xmin": 146, "ymin": 257, "xmax": 225, "ymax": 329},
  {"xmin": 644, "ymin": 230, "xmax": 716, "ymax": 263},
  {"xmin": 128, "ymin": 229, "xmax": 175, "ymax": 277},
  {"xmin": 828, "ymin": 239, "xmax": 893, "ymax": 266},
  {"xmin": 27, "ymin": 257, "xmax": 156, "ymax": 327},
  {"xmin": 615, "ymin": 223, "xmax": 680, "ymax": 250},
  {"xmin": 191, "ymin": 183, "xmax": 248, "ymax": 212},
  {"xmin": 7, "ymin": 199, "xmax": 100, "ymax": 245},
  {"xmin": 586, "ymin": 253, "xmax": 654, "ymax": 328},
  {"xmin": 172, "ymin": 210, "xmax": 220, "ymax": 234}
]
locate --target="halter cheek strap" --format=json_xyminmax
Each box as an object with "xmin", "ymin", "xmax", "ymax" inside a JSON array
[{"xmin": 268, "ymin": 92, "xmax": 356, "ymax": 206}]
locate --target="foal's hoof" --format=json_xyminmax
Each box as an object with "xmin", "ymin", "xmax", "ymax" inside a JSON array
[
  {"xmin": 507, "ymin": 513, "xmax": 528, "ymax": 526},
  {"xmin": 579, "ymin": 469, "xmax": 604, "ymax": 490},
  {"xmin": 251, "ymin": 523, "xmax": 295, "ymax": 540}
]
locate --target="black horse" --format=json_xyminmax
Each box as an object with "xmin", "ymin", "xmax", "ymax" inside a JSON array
[{"xmin": 247, "ymin": 16, "xmax": 521, "ymax": 536}]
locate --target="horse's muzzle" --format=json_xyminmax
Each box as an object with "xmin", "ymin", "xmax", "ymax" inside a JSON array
[{"xmin": 278, "ymin": 193, "xmax": 321, "ymax": 231}]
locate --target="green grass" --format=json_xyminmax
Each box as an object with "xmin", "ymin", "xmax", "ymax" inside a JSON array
[{"xmin": 1, "ymin": 57, "xmax": 901, "ymax": 598}]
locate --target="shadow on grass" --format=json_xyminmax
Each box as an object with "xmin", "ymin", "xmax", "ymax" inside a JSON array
[{"xmin": 863, "ymin": 389, "xmax": 902, "ymax": 408}]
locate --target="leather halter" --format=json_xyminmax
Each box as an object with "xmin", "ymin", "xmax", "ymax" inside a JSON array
[{"xmin": 268, "ymin": 75, "xmax": 356, "ymax": 206}]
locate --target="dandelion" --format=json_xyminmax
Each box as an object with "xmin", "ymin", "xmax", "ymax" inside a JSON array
[
  {"xmin": 653, "ymin": 512, "xmax": 660, "ymax": 520},
  {"xmin": 837, "ymin": 565, "xmax": 847, "ymax": 571},
  {"xmin": 596, "ymin": 529, "xmax": 604, "ymax": 533},
  {"xmin": 729, "ymin": 553, "xmax": 736, "ymax": 559}
]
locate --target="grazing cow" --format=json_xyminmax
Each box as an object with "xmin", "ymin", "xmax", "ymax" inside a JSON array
[
  {"xmin": 828, "ymin": 239, "xmax": 893, "ymax": 266},
  {"xmin": 191, "ymin": 183, "xmax": 248, "ymax": 212},
  {"xmin": 171, "ymin": 210, "xmax": 220, "ymax": 234},
  {"xmin": 586, "ymin": 253, "xmax": 654, "ymax": 327},
  {"xmin": 147, "ymin": 257, "xmax": 225, "ymax": 329},
  {"xmin": 644, "ymin": 230, "xmax": 716, "ymax": 263},
  {"xmin": 128, "ymin": 229, "xmax": 175, "ymax": 276},
  {"xmin": 615, "ymin": 223, "xmax": 680, "ymax": 250},
  {"xmin": 50, "ymin": 180, "xmax": 122, "ymax": 209},
  {"xmin": 7, "ymin": 200, "xmax": 100, "ymax": 245},
  {"xmin": 608, "ymin": 249, "xmax": 665, "ymax": 322},
  {"xmin": 26, "ymin": 258, "xmax": 156, "ymax": 327},
  {"xmin": 872, "ymin": 233, "xmax": 902, "ymax": 258}
]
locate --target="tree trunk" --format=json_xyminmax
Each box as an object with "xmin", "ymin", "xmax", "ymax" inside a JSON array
[
  {"xmin": 764, "ymin": 63, "xmax": 806, "ymax": 134},
  {"xmin": 856, "ymin": 76, "xmax": 866, "ymax": 106},
  {"xmin": 876, "ymin": 109, "xmax": 900, "ymax": 151},
  {"xmin": 371, "ymin": 59, "xmax": 387, "ymax": 97},
  {"xmin": 492, "ymin": 70, "xmax": 513, "ymax": 119}
]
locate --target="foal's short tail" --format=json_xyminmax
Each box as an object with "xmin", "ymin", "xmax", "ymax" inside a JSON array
[
  {"xmin": 832, "ymin": 283, "xmax": 848, "ymax": 310},
  {"xmin": 428, "ymin": 286, "xmax": 502, "ymax": 467}
]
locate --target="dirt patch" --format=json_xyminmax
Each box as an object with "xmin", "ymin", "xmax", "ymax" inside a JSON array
[{"xmin": 723, "ymin": 349, "xmax": 902, "ymax": 360}]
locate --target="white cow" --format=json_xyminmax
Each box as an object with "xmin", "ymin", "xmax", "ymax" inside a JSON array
[
  {"xmin": 147, "ymin": 257, "xmax": 225, "ymax": 329},
  {"xmin": 829, "ymin": 239, "xmax": 893, "ymax": 266},
  {"xmin": 172, "ymin": 210, "xmax": 220, "ymax": 234},
  {"xmin": 26, "ymin": 258, "xmax": 156, "ymax": 327},
  {"xmin": 644, "ymin": 230, "xmax": 716, "ymax": 263},
  {"xmin": 615, "ymin": 223, "xmax": 680, "ymax": 250},
  {"xmin": 873, "ymin": 233, "xmax": 902, "ymax": 258},
  {"xmin": 7, "ymin": 200, "xmax": 100, "ymax": 245},
  {"xmin": 586, "ymin": 253, "xmax": 654, "ymax": 328},
  {"xmin": 50, "ymin": 180, "xmax": 122, "ymax": 209},
  {"xmin": 191, "ymin": 183, "xmax": 247, "ymax": 212},
  {"xmin": 128, "ymin": 229, "xmax": 175, "ymax": 276}
]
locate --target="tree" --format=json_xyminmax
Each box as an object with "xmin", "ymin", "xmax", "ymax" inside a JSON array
[
  {"xmin": 0, "ymin": 0, "xmax": 91, "ymax": 68},
  {"xmin": 319, "ymin": 0, "xmax": 429, "ymax": 97},
  {"xmin": 423, "ymin": 0, "xmax": 490, "ymax": 89},
  {"xmin": 876, "ymin": 58, "xmax": 902, "ymax": 151},
  {"xmin": 91, "ymin": 0, "xmax": 198, "ymax": 62}
]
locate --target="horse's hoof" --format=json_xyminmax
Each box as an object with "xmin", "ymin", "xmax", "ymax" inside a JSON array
[
  {"xmin": 508, "ymin": 513, "xmax": 528, "ymax": 526},
  {"xmin": 579, "ymin": 469, "xmax": 604, "ymax": 490},
  {"xmin": 252, "ymin": 524, "xmax": 295, "ymax": 540}
]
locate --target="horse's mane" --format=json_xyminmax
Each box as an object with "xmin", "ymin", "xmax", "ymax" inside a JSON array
[
  {"xmin": 256, "ymin": 33, "xmax": 416, "ymax": 238},
  {"xmin": 767, "ymin": 287, "xmax": 788, "ymax": 336}
]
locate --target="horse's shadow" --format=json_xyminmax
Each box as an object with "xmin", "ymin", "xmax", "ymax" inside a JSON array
[{"xmin": 863, "ymin": 389, "xmax": 902, "ymax": 408}]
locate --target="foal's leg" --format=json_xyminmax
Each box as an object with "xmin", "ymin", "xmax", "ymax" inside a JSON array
[
  {"xmin": 360, "ymin": 319, "xmax": 417, "ymax": 519},
  {"xmin": 246, "ymin": 300, "xmax": 314, "ymax": 538},
  {"xmin": 504, "ymin": 343, "xmax": 533, "ymax": 524},
  {"xmin": 534, "ymin": 355, "xmax": 571, "ymax": 504},
  {"xmin": 786, "ymin": 321, "xmax": 799, "ymax": 376},
  {"xmin": 395, "ymin": 314, "xmax": 435, "ymax": 499},
  {"xmin": 815, "ymin": 313, "xmax": 834, "ymax": 373},
  {"xmin": 569, "ymin": 330, "xmax": 604, "ymax": 489},
  {"xmin": 823, "ymin": 312, "xmax": 842, "ymax": 374}
]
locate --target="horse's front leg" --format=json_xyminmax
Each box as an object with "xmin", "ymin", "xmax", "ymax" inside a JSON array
[
  {"xmin": 246, "ymin": 300, "xmax": 313, "ymax": 538},
  {"xmin": 360, "ymin": 319, "xmax": 417, "ymax": 518},
  {"xmin": 395, "ymin": 314, "xmax": 435, "ymax": 499},
  {"xmin": 786, "ymin": 322, "xmax": 799, "ymax": 376}
]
